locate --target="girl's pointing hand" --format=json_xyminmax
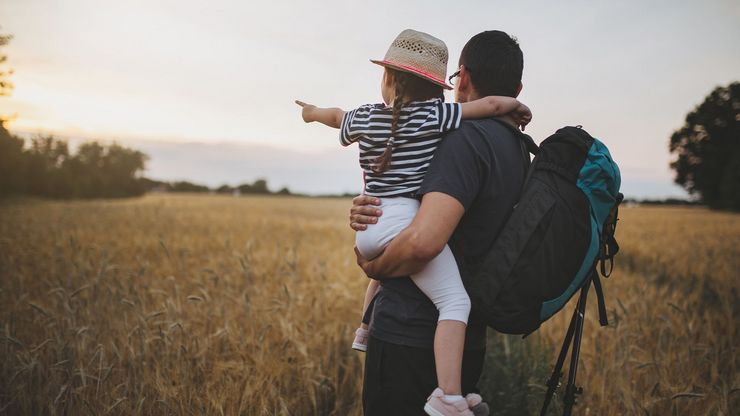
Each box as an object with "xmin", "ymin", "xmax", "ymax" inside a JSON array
[{"xmin": 295, "ymin": 100, "xmax": 316, "ymax": 123}]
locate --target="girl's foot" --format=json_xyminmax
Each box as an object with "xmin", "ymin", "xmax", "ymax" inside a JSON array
[
  {"xmin": 423, "ymin": 388, "xmax": 474, "ymax": 416},
  {"xmin": 351, "ymin": 327, "xmax": 369, "ymax": 352},
  {"xmin": 465, "ymin": 393, "xmax": 490, "ymax": 416}
]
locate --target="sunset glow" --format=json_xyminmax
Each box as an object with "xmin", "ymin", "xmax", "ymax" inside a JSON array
[{"xmin": 1, "ymin": 0, "xmax": 739, "ymax": 196}]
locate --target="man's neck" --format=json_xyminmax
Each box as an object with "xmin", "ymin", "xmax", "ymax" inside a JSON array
[
  {"xmin": 497, "ymin": 114, "xmax": 519, "ymax": 129},
  {"xmin": 471, "ymin": 91, "xmax": 518, "ymax": 128},
  {"xmin": 465, "ymin": 91, "xmax": 481, "ymax": 103}
]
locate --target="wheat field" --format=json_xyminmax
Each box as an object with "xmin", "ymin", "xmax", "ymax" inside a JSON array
[{"xmin": 0, "ymin": 195, "xmax": 738, "ymax": 415}]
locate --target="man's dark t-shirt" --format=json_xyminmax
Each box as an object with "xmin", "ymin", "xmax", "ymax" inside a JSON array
[{"xmin": 366, "ymin": 118, "xmax": 530, "ymax": 350}]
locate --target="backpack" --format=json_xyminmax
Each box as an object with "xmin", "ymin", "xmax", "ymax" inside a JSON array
[{"xmin": 465, "ymin": 124, "xmax": 623, "ymax": 335}]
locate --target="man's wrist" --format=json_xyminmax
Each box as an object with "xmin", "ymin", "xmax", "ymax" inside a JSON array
[{"xmin": 363, "ymin": 258, "xmax": 378, "ymax": 279}]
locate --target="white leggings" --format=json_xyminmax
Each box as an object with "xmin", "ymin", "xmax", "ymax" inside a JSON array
[{"xmin": 355, "ymin": 197, "xmax": 471, "ymax": 324}]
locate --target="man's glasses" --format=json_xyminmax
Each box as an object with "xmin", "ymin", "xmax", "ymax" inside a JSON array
[
  {"xmin": 448, "ymin": 70, "xmax": 461, "ymax": 86},
  {"xmin": 449, "ymin": 66, "xmax": 473, "ymax": 86}
]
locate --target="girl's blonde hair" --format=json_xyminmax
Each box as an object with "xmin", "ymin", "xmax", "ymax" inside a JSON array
[{"xmin": 372, "ymin": 69, "xmax": 445, "ymax": 173}]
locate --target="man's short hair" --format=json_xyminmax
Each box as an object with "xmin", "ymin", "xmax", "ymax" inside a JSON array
[{"xmin": 459, "ymin": 30, "xmax": 523, "ymax": 97}]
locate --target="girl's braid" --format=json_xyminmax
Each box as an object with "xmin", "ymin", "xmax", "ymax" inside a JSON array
[{"xmin": 372, "ymin": 74, "xmax": 408, "ymax": 173}]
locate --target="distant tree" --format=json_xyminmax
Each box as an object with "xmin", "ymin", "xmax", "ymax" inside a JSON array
[
  {"xmin": 0, "ymin": 30, "xmax": 12, "ymax": 96},
  {"xmin": 236, "ymin": 179, "xmax": 271, "ymax": 194},
  {"xmin": 24, "ymin": 135, "xmax": 70, "ymax": 196},
  {"xmin": 138, "ymin": 177, "xmax": 167, "ymax": 192},
  {"xmin": 251, "ymin": 179, "xmax": 269, "ymax": 194},
  {"xmin": 236, "ymin": 183, "xmax": 252, "ymax": 194},
  {"xmin": 61, "ymin": 141, "xmax": 147, "ymax": 198},
  {"xmin": 669, "ymin": 82, "xmax": 740, "ymax": 210},
  {"xmin": 215, "ymin": 184, "xmax": 234, "ymax": 194},
  {"xmin": 100, "ymin": 143, "xmax": 148, "ymax": 197},
  {"xmin": 170, "ymin": 181, "xmax": 210, "ymax": 193},
  {"xmin": 0, "ymin": 121, "xmax": 25, "ymax": 196}
]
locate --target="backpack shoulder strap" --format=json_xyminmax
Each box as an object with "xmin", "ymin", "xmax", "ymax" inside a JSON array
[
  {"xmin": 489, "ymin": 118, "xmax": 539, "ymax": 193},
  {"xmin": 490, "ymin": 117, "xmax": 539, "ymax": 157}
]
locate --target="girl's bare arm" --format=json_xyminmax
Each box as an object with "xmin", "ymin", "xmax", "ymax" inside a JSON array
[
  {"xmin": 460, "ymin": 96, "xmax": 532, "ymax": 130},
  {"xmin": 295, "ymin": 100, "xmax": 345, "ymax": 129}
]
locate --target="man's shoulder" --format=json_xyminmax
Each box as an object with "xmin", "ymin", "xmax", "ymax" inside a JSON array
[
  {"xmin": 438, "ymin": 118, "xmax": 519, "ymax": 154},
  {"xmin": 463, "ymin": 117, "xmax": 517, "ymax": 135}
]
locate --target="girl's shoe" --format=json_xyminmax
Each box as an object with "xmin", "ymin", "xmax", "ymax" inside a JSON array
[
  {"xmin": 465, "ymin": 393, "xmax": 490, "ymax": 416},
  {"xmin": 351, "ymin": 327, "xmax": 369, "ymax": 352},
  {"xmin": 424, "ymin": 388, "xmax": 474, "ymax": 416}
]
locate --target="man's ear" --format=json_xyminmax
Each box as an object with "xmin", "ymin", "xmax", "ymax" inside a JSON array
[
  {"xmin": 458, "ymin": 65, "xmax": 472, "ymax": 94},
  {"xmin": 514, "ymin": 82, "xmax": 523, "ymax": 97}
]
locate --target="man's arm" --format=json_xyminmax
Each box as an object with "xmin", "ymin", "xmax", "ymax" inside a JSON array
[
  {"xmin": 295, "ymin": 100, "xmax": 344, "ymax": 129},
  {"xmin": 355, "ymin": 192, "xmax": 464, "ymax": 278}
]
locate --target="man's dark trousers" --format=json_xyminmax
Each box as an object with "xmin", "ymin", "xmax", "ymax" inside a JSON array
[{"xmin": 362, "ymin": 336, "xmax": 485, "ymax": 416}]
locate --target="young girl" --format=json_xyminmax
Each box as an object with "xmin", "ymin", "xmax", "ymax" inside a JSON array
[{"xmin": 296, "ymin": 29, "xmax": 530, "ymax": 416}]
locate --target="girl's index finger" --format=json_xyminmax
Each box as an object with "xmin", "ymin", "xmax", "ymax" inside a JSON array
[{"xmin": 295, "ymin": 100, "xmax": 305, "ymax": 107}]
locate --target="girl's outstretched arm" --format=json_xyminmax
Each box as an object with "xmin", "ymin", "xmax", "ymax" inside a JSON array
[
  {"xmin": 295, "ymin": 100, "xmax": 345, "ymax": 129},
  {"xmin": 460, "ymin": 96, "xmax": 532, "ymax": 130}
]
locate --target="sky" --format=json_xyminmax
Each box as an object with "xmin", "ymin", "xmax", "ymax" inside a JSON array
[{"xmin": 0, "ymin": 0, "xmax": 739, "ymax": 198}]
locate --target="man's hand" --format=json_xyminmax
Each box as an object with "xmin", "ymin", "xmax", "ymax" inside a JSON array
[
  {"xmin": 349, "ymin": 194, "xmax": 382, "ymax": 231},
  {"xmin": 354, "ymin": 246, "xmax": 378, "ymax": 279},
  {"xmin": 511, "ymin": 103, "xmax": 532, "ymax": 131},
  {"xmin": 295, "ymin": 100, "xmax": 316, "ymax": 123}
]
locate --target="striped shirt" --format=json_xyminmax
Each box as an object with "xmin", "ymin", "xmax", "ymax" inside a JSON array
[{"xmin": 340, "ymin": 98, "xmax": 463, "ymax": 197}]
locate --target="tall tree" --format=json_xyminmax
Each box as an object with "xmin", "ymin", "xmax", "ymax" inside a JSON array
[
  {"xmin": 669, "ymin": 82, "xmax": 740, "ymax": 210},
  {"xmin": 0, "ymin": 30, "xmax": 12, "ymax": 96},
  {"xmin": 0, "ymin": 30, "xmax": 18, "ymax": 196}
]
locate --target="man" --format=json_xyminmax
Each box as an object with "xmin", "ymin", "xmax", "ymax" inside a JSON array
[{"xmin": 350, "ymin": 30, "xmax": 532, "ymax": 415}]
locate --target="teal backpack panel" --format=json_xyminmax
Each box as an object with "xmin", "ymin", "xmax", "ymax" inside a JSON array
[
  {"xmin": 539, "ymin": 138, "xmax": 621, "ymax": 321},
  {"xmin": 577, "ymin": 138, "xmax": 622, "ymax": 231}
]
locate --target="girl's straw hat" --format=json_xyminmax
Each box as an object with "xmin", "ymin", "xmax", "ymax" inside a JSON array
[{"xmin": 371, "ymin": 29, "xmax": 453, "ymax": 90}]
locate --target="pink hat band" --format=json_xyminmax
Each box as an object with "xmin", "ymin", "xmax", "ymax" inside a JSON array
[{"xmin": 370, "ymin": 29, "xmax": 452, "ymax": 90}]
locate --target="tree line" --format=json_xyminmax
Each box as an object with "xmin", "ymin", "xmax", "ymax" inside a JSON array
[
  {"xmin": 141, "ymin": 178, "xmax": 294, "ymax": 196},
  {"xmin": 0, "ymin": 121, "xmax": 149, "ymax": 198},
  {"xmin": 0, "ymin": 121, "xmax": 294, "ymax": 199}
]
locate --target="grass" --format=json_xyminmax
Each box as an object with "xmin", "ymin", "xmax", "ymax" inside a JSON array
[{"xmin": 0, "ymin": 195, "xmax": 737, "ymax": 415}]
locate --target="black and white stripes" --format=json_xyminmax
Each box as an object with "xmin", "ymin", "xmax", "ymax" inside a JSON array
[{"xmin": 340, "ymin": 99, "xmax": 462, "ymax": 197}]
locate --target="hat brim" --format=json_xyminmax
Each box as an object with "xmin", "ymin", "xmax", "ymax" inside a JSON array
[{"xmin": 370, "ymin": 59, "xmax": 453, "ymax": 90}]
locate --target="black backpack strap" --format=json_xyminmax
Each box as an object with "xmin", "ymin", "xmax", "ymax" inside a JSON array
[
  {"xmin": 599, "ymin": 234, "xmax": 620, "ymax": 277},
  {"xmin": 489, "ymin": 118, "xmax": 539, "ymax": 199},
  {"xmin": 490, "ymin": 117, "xmax": 539, "ymax": 157},
  {"xmin": 593, "ymin": 192, "xmax": 624, "ymax": 327},
  {"xmin": 592, "ymin": 272, "xmax": 609, "ymax": 327},
  {"xmin": 598, "ymin": 193, "xmax": 624, "ymax": 277}
]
